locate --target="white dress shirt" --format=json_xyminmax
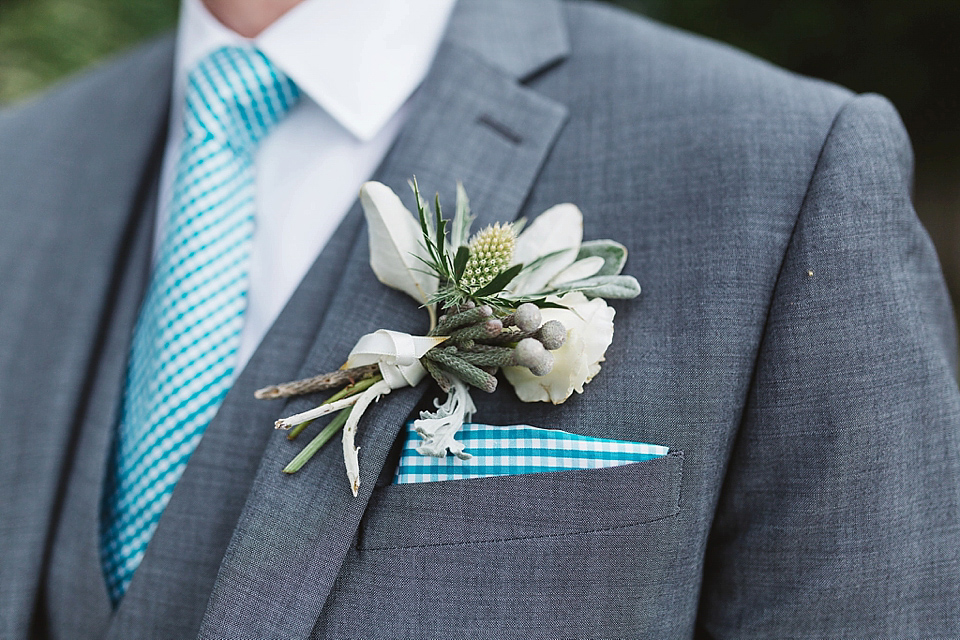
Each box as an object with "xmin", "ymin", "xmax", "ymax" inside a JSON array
[{"xmin": 157, "ymin": 0, "xmax": 457, "ymax": 372}]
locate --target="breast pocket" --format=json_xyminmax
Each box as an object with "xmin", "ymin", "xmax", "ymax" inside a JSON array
[
  {"xmin": 315, "ymin": 450, "xmax": 687, "ymax": 638},
  {"xmin": 358, "ymin": 450, "xmax": 683, "ymax": 550}
]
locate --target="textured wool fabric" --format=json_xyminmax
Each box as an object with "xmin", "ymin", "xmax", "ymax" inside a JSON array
[
  {"xmin": 1, "ymin": 0, "xmax": 958, "ymax": 638},
  {"xmin": 41, "ymin": 158, "xmax": 161, "ymax": 639}
]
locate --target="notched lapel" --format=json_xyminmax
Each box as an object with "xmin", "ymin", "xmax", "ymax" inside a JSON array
[{"xmin": 199, "ymin": 35, "xmax": 569, "ymax": 640}]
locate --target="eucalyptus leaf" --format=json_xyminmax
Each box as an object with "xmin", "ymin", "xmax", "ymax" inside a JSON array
[
  {"xmin": 501, "ymin": 294, "xmax": 569, "ymax": 310},
  {"xmin": 412, "ymin": 178, "xmax": 441, "ymax": 271},
  {"xmin": 576, "ymin": 239, "xmax": 628, "ymax": 276},
  {"xmin": 530, "ymin": 299, "xmax": 568, "ymax": 310},
  {"xmin": 410, "ymin": 177, "xmax": 434, "ymax": 239},
  {"xmin": 434, "ymin": 193, "xmax": 445, "ymax": 260},
  {"xmin": 550, "ymin": 274, "xmax": 641, "ymax": 299}
]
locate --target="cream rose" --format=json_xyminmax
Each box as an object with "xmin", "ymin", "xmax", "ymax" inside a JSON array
[{"xmin": 503, "ymin": 292, "xmax": 615, "ymax": 404}]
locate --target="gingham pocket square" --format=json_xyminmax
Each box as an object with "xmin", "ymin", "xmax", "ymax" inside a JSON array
[{"xmin": 393, "ymin": 422, "xmax": 669, "ymax": 484}]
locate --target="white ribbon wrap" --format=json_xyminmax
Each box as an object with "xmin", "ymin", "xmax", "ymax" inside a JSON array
[
  {"xmin": 344, "ymin": 330, "xmax": 447, "ymax": 390},
  {"xmin": 338, "ymin": 330, "xmax": 447, "ymax": 495}
]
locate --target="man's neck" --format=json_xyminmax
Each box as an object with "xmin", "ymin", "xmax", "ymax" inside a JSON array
[{"xmin": 202, "ymin": 0, "xmax": 305, "ymax": 38}]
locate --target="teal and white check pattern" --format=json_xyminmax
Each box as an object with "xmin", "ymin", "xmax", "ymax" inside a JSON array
[
  {"xmin": 100, "ymin": 46, "xmax": 299, "ymax": 604},
  {"xmin": 394, "ymin": 423, "xmax": 669, "ymax": 484}
]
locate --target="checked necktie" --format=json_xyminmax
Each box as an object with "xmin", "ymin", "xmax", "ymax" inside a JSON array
[{"xmin": 100, "ymin": 46, "xmax": 299, "ymax": 604}]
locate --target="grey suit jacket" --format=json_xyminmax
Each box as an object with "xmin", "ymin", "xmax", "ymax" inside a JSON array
[{"xmin": 2, "ymin": 1, "xmax": 959, "ymax": 637}]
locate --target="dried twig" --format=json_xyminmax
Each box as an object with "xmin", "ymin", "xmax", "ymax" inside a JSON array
[{"xmin": 254, "ymin": 364, "xmax": 380, "ymax": 400}]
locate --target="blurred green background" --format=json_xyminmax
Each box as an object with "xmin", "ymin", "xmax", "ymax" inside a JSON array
[{"xmin": 1, "ymin": 0, "xmax": 958, "ymax": 309}]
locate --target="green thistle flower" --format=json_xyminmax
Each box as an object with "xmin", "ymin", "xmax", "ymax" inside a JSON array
[{"xmin": 461, "ymin": 223, "xmax": 516, "ymax": 291}]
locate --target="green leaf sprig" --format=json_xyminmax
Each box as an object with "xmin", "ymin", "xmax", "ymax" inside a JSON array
[{"xmin": 410, "ymin": 178, "xmax": 563, "ymax": 312}]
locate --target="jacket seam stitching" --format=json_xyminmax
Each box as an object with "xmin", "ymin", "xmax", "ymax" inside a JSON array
[
  {"xmin": 694, "ymin": 91, "xmax": 860, "ymax": 599},
  {"xmin": 734, "ymin": 94, "xmax": 861, "ymax": 450},
  {"xmin": 357, "ymin": 508, "xmax": 681, "ymax": 552}
]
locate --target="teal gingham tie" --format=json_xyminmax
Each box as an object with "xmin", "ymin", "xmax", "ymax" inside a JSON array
[{"xmin": 100, "ymin": 46, "xmax": 299, "ymax": 604}]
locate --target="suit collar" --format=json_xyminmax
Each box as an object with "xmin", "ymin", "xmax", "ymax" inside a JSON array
[
  {"xmin": 175, "ymin": 0, "xmax": 458, "ymax": 142},
  {"xmin": 190, "ymin": 5, "xmax": 570, "ymax": 636},
  {"xmin": 171, "ymin": 0, "xmax": 569, "ymax": 144},
  {"xmin": 447, "ymin": 0, "xmax": 570, "ymax": 81}
]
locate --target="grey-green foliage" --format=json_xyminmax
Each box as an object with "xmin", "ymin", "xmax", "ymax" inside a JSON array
[
  {"xmin": 575, "ymin": 239, "xmax": 628, "ymax": 277},
  {"xmin": 543, "ymin": 240, "xmax": 640, "ymax": 299},
  {"xmin": 550, "ymin": 275, "xmax": 642, "ymax": 299}
]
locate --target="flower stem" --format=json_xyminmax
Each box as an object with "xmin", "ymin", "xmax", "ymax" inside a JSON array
[
  {"xmin": 342, "ymin": 378, "xmax": 393, "ymax": 496},
  {"xmin": 325, "ymin": 375, "xmax": 382, "ymax": 404},
  {"xmin": 274, "ymin": 394, "xmax": 362, "ymax": 430},
  {"xmin": 286, "ymin": 418, "xmax": 314, "ymax": 441},
  {"xmin": 285, "ymin": 375, "xmax": 383, "ymax": 440},
  {"xmin": 283, "ymin": 407, "xmax": 353, "ymax": 474}
]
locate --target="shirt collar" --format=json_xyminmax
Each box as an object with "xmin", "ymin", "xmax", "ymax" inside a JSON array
[{"xmin": 174, "ymin": 0, "xmax": 457, "ymax": 141}]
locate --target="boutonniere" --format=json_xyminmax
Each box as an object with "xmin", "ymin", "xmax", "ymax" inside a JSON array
[{"xmin": 255, "ymin": 178, "xmax": 640, "ymax": 495}]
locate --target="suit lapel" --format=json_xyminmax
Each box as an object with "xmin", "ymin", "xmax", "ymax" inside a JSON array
[{"xmin": 196, "ymin": 6, "xmax": 569, "ymax": 638}]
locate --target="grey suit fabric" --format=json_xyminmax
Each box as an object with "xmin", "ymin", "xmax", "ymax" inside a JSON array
[
  {"xmin": 42, "ymin": 152, "xmax": 161, "ymax": 639},
  {"xmin": 1, "ymin": 0, "xmax": 958, "ymax": 638}
]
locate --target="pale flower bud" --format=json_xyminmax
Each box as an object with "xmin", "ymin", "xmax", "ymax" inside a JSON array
[
  {"xmin": 529, "ymin": 350, "xmax": 554, "ymax": 376},
  {"xmin": 514, "ymin": 337, "xmax": 548, "ymax": 369},
  {"xmin": 536, "ymin": 319, "xmax": 566, "ymax": 350},
  {"xmin": 461, "ymin": 222, "xmax": 517, "ymax": 290},
  {"xmin": 513, "ymin": 303, "xmax": 542, "ymax": 332},
  {"xmin": 483, "ymin": 318, "xmax": 503, "ymax": 336}
]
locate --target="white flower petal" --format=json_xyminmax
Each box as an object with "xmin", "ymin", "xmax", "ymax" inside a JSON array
[
  {"xmin": 503, "ymin": 292, "xmax": 615, "ymax": 404},
  {"xmin": 509, "ymin": 203, "xmax": 583, "ymax": 294},
  {"xmin": 575, "ymin": 295, "xmax": 617, "ymax": 385},
  {"xmin": 359, "ymin": 181, "xmax": 438, "ymax": 305},
  {"xmin": 549, "ymin": 256, "xmax": 606, "ymax": 287}
]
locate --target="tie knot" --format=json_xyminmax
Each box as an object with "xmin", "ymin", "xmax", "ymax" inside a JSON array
[{"xmin": 183, "ymin": 46, "xmax": 300, "ymax": 150}]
